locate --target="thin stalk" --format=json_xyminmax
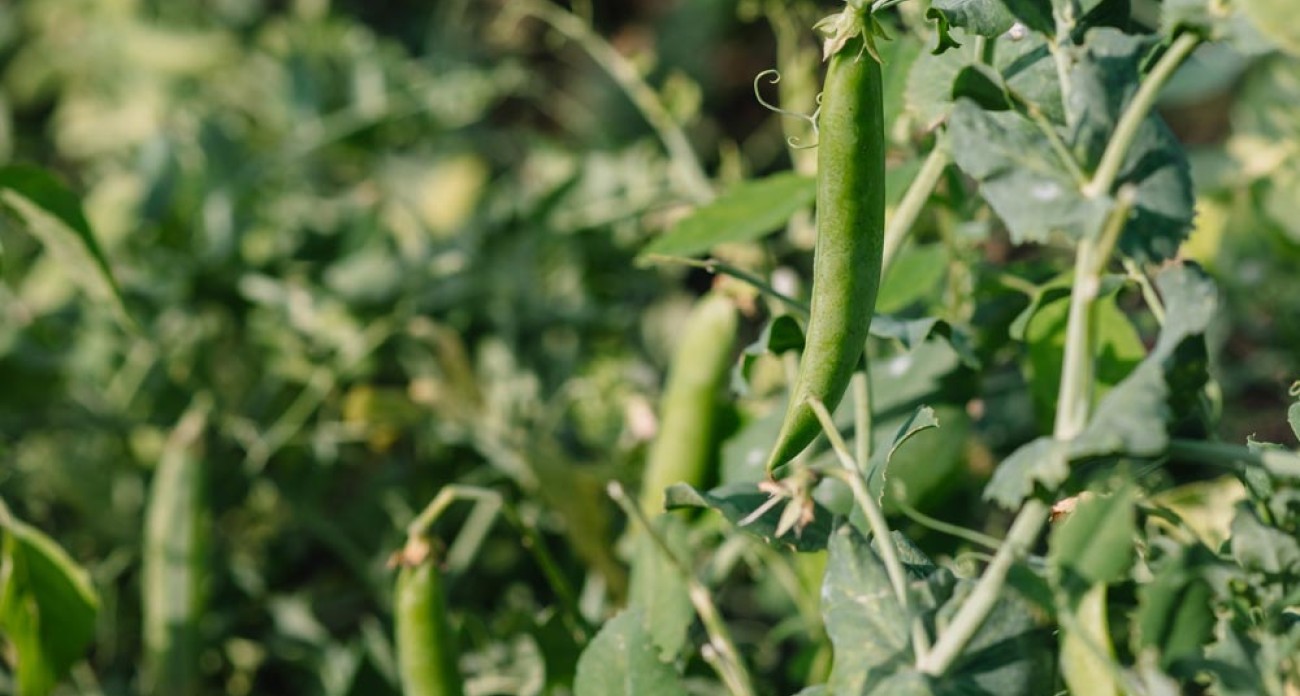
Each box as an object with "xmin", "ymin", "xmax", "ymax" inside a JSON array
[
  {"xmin": 893, "ymin": 497, "xmax": 1003, "ymax": 552},
  {"xmin": 882, "ymin": 146, "xmax": 949, "ymax": 273},
  {"xmin": 852, "ymin": 371, "xmax": 872, "ymax": 476},
  {"xmin": 1083, "ymin": 32, "xmax": 1201, "ymax": 199},
  {"xmin": 643, "ymin": 254, "xmax": 809, "ymax": 316},
  {"xmin": 1020, "ymin": 99, "xmax": 1089, "ymax": 188},
  {"xmin": 516, "ymin": 0, "xmax": 714, "ymax": 203},
  {"xmin": 608, "ymin": 482, "xmax": 756, "ymax": 696},
  {"xmin": 1123, "ymin": 258, "xmax": 1166, "ymax": 325},
  {"xmin": 809, "ymin": 399, "xmax": 932, "ymax": 663}
]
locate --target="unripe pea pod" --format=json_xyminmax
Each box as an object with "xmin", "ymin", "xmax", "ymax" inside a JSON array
[
  {"xmin": 766, "ymin": 21, "xmax": 886, "ymax": 473},
  {"xmin": 394, "ymin": 540, "xmax": 463, "ymax": 696},
  {"xmin": 640, "ymin": 291, "xmax": 738, "ymax": 512}
]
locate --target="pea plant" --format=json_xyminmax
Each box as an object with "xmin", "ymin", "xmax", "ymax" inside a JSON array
[
  {"xmin": 2, "ymin": 0, "xmax": 1299, "ymax": 695},
  {"xmin": 554, "ymin": 0, "xmax": 1300, "ymax": 693}
]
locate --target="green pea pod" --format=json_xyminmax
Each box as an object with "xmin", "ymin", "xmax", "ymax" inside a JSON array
[
  {"xmin": 640, "ymin": 291, "xmax": 738, "ymax": 513},
  {"xmin": 395, "ymin": 552, "xmax": 463, "ymax": 696},
  {"xmin": 766, "ymin": 16, "xmax": 886, "ymax": 473},
  {"xmin": 142, "ymin": 398, "xmax": 211, "ymax": 696}
]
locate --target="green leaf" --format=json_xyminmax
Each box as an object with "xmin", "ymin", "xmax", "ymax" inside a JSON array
[
  {"xmin": 953, "ymin": 64, "xmax": 1013, "ymax": 111},
  {"xmin": 936, "ymin": 572, "xmax": 1056, "ymax": 694},
  {"xmin": 928, "ymin": 0, "xmax": 1016, "ymax": 38},
  {"xmin": 926, "ymin": 8, "xmax": 963, "ymax": 55},
  {"xmin": 627, "ymin": 515, "xmax": 694, "ymax": 661},
  {"xmin": 1049, "ymin": 485, "xmax": 1136, "ymax": 587},
  {"xmin": 822, "ymin": 524, "xmax": 911, "ymax": 693},
  {"xmin": 870, "ymin": 315, "xmax": 979, "ymax": 368},
  {"xmin": 639, "ymin": 172, "xmax": 815, "ymax": 258},
  {"xmin": 0, "ymin": 165, "xmax": 130, "ymax": 324},
  {"xmin": 732, "ymin": 314, "xmax": 805, "ymax": 396},
  {"xmin": 984, "ymin": 436, "xmax": 1069, "ymax": 510},
  {"xmin": 865, "ymin": 405, "xmax": 941, "ymax": 500},
  {"xmin": 1023, "ymin": 280, "xmax": 1144, "ymax": 431},
  {"xmin": 876, "ymin": 244, "xmax": 946, "ymax": 313},
  {"xmin": 0, "ymin": 508, "xmax": 101, "ymax": 696},
  {"xmin": 1136, "ymin": 543, "xmax": 1217, "ymax": 670},
  {"xmin": 574, "ymin": 608, "xmax": 684, "ymax": 696},
  {"xmin": 949, "ymin": 101, "xmax": 1108, "ymax": 244},
  {"xmin": 663, "ymin": 483, "xmax": 833, "ymax": 552},
  {"xmin": 1003, "ymin": 0, "xmax": 1054, "ymax": 34}
]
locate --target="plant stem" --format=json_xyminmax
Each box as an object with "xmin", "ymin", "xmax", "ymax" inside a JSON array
[
  {"xmin": 516, "ymin": 0, "xmax": 714, "ymax": 203},
  {"xmin": 852, "ymin": 371, "xmax": 872, "ymax": 476},
  {"xmin": 920, "ymin": 188, "xmax": 1135, "ymax": 677},
  {"xmin": 809, "ymin": 399, "xmax": 932, "ymax": 663},
  {"xmin": 608, "ymin": 482, "xmax": 756, "ymax": 696},
  {"xmin": 1083, "ymin": 32, "xmax": 1201, "ymax": 199},
  {"xmin": 882, "ymin": 146, "xmax": 948, "ymax": 273}
]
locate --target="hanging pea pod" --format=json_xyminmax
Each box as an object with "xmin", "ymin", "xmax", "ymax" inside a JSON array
[
  {"xmin": 766, "ymin": 4, "xmax": 887, "ymax": 474},
  {"xmin": 394, "ymin": 538, "xmax": 463, "ymax": 696},
  {"xmin": 142, "ymin": 396, "xmax": 212, "ymax": 696}
]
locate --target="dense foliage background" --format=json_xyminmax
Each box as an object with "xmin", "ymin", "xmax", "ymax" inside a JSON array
[{"xmin": 1, "ymin": 0, "xmax": 1298, "ymax": 694}]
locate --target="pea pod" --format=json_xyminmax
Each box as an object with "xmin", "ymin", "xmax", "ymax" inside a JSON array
[
  {"xmin": 395, "ymin": 546, "xmax": 463, "ymax": 696},
  {"xmin": 766, "ymin": 10, "xmax": 886, "ymax": 473},
  {"xmin": 640, "ymin": 291, "xmax": 738, "ymax": 513},
  {"xmin": 142, "ymin": 398, "xmax": 211, "ymax": 696}
]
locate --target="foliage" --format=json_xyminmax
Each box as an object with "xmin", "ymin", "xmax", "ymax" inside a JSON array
[{"xmin": 2, "ymin": 0, "xmax": 1300, "ymax": 695}]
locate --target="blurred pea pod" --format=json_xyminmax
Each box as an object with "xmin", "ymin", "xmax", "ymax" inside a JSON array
[
  {"xmin": 394, "ymin": 542, "xmax": 463, "ymax": 696},
  {"xmin": 142, "ymin": 396, "xmax": 211, "ymax": 696},
  {"xmin": 640, "ymin": 291, "xmax": 738, "ymax": 513}
]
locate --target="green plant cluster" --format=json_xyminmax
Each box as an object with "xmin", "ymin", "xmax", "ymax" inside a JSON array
[{"xmin": 1, "ymin": 0, "xmax": 1299, "ymax": 695}]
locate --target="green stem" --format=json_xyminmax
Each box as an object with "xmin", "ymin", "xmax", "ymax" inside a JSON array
[
  {"xmin": 607, "ymin": 482, "xmax": 756, "ymax": 696},
  {"xmin": 517, "ymin": 0, "xmax": 714, "ymax": 203},
  {"xmin": 852, "ymin": 371, "xmax": 872, "ymax": 476},
  {"xmin": 921, "ymin": 188, "xmax": 1135, "ymax": 677},
  {"xmin": 809, "ymin": 399, "xmax": 932, "ymax": 663},
  {"xmin": 1083, "ymin": 32, "xmax": 1201, "ymax": 199},
  {"xmin": 882, "ymin": 146, "xmax": 949, "ymax": 274}
]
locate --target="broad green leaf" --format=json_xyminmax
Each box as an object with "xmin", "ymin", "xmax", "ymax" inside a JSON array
[
  {"xmin": 1049, "ymin": 485, "xmax": 1136, "ymax": 587},
  {"xmin": 1202, "ymin": 613, "xmax": 1298, "ymax": 696},
  {"xmin": 0, "ymin": 165, "xmax": 131, "ymax": 324},
  {"xmin": 949, "ymin": 101, "xmax": 1109, "ymax": 244},
  {"xmin": 1003, "ymin": 0, "xmax": 1054, "ymax": 35},
  {"xmin": 879, "ymin": 405, "xmax": 972, "ymax": 511},
  {"xmin": 822, "ymin": 524, "xmax": 911, "ymax": 693},
  {"xmin": 984, "ymin": 436, "xmax": 1069, "ymax": 510},
  {"xmin": 1238, "ymin": 0, "xmax": 1300, "ymax": 57},
  {"xmin": 574, "ymin": 608, "xmax": 684, "ymax": 696},
  {"xmin": 953, "ymin": 64, "xmax": 1013, "ymax": 111},
  {"xmin": 1136, "ymin": 543, "xmax": 1216, "ymax": 670},
  {"xmin": 626, "ymin": 515, "xmax": 694, "ymax": 661},
  {"xmin": 639, "ymin": 172, "xmax": 814, "ymax": 258},
  {"xmin": 906, "ymin": 32, "xmax": 979, "ymax": 126},
  {"xmin": 1023, "ymin": 281, "xmax": 1144, "ymax": 431},
  {"xmin": 731, "ymin": 314, "xmax": 805, "ymax": 396},
  {"xmin": 865, "ymin": 405, "xmax": 941, "ymax": 498},
  {"xmin": 928, "ymin": 0, "xmax": 1016, "ymax": 38},
  {"xmin": 664, "ymin": 483, "xmax": 833, "ymax": 552},
  {"xmin": 0, "ymin": 507, "xmax": 100, "ymax": 696}
]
